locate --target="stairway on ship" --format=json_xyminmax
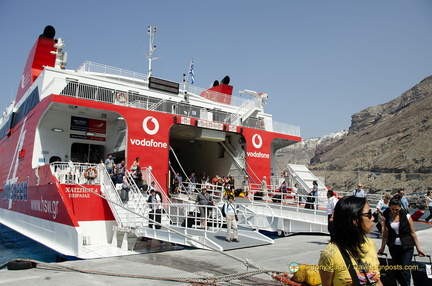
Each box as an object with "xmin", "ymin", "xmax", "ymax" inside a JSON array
[{"xmin": 98, "ymin": 166, "xmax": 273, "ymax": 252}]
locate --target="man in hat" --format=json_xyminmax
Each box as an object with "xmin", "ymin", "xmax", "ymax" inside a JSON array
[
  {"xmin": 195, "ymin": 188, "xmax": 214, "ymax": 229},
  {"xmin": 242, "ymin": 176, "xmax": 250, "ymax": 197}
]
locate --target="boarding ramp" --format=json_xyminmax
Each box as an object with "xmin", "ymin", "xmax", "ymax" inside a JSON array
[
  {"xmin": 95, "ymin": 165, "xmax": 273, "ymax": 252},
  {"xmin": 241, "ymin": 190, "xmax": 329, "ymax": 235}
]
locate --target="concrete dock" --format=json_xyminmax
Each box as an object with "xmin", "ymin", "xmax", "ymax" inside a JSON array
[{"xmin": 1, "ymin": 223, "xmax": 432, "ymax": 285}]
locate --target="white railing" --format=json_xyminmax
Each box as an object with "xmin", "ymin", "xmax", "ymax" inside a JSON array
[
  {"xmin": 51, "ymin": 162, "xmax": 102, "ymax": 185},
  {"xmin": 273, "ymin": 121, "xmax": 301, "ymax": 138},
  {"xmin": 42, "ymin": 76, "xmax": 301, "ymax": 137},
  {"xmin": 76, "ymin": 61, "xmax": 148, "ymax": 81}
]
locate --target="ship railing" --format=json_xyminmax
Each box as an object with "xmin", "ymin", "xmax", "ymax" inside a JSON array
[
  {"xmin": 272, "ymin": 121, "xmax": 301, "ymax": 137},
  {"xmin": 141, "ymin": 166, "xmax": 172, "ymax": 204},
  {"xmin": 76, "ymin": 61, "xmax": 148, "ymax": 82},
  {"xmin": 245, "ymin": 187, "xmax": 380, "ymax": 220},
  {"xmin": 157, "ymin": 202, "xmax": 224, "ymax": 232},
  {"xmin": 245, "ymin": 186, "xmax": 327, "ymax": 216},
  {"xmin": 122, "ymin": 170, "xmax": 151, "ymax": 209},
  {"xmin": 51, "ymin": 162, "xmax": 102, "ymax": 185},
  {"xmin": 98, "ymin": 165, "xmax": 128, "ymax": 226},
  {"xmin": 225, "ymin": 97, "xmax": 262, "ymax": 126},
  {"xmin": 190, "ymin": 184, "xmax": 225, "ymax": 203},
  {"xmin": 43, "ymin": 77, "xmax": 301, "ymax": 137},
  {"xmin": 186, "ymin": 85, "xmax": 249, "ymax": 108}
]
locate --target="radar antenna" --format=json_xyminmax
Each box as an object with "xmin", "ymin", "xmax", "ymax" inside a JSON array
[{"xmin": 145, "ymin": 25, "xmax": 160, "ymax": 79}]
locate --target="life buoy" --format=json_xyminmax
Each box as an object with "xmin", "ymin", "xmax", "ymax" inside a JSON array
[
  {"xmin": 116, "ymin": 92, "xmax": 127, "ymax": 103},
  {"xmin": 83, "ymin": 167, "xmax": 98, "ymax": 180}
]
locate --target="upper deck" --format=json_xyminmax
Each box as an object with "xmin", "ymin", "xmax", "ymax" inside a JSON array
[{"xmin": 37, "ymin": 61, "xmax": 301, "ymax": 138}]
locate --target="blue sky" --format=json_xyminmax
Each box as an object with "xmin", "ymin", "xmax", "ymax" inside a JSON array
[{"xmin": 1, "ymin": 0, "xmax": 431, "ymax": 139}]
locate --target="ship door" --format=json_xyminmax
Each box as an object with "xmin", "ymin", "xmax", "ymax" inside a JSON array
[
  {"xmin": 169, "ymin": 124, "xmax": 247, "ymax": 190},
  {"xmin": 71, "ymin": 143, "xmax": 105, "ymax": 163}
]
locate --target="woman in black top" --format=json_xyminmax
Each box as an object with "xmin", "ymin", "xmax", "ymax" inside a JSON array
[{"xmin": 378, "ymin": 197, "xmax": 425, "ymax": 286}]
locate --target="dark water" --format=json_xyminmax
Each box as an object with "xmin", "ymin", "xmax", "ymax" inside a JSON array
[{"xmin": 0, "ymin": 224, "xmax": 59, "ymax": 266}]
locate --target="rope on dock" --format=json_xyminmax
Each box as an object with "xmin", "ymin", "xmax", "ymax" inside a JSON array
[{"xmin": 5, "ymin": 259, "xmax": 285, "ymax": 285}]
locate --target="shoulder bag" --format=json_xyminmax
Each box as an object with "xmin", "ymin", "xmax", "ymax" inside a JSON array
[{"xmin": 337, "ymin": 244, "xmax": 373, "ymax": 286}]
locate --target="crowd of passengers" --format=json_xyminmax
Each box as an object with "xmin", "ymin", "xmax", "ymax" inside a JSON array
[{"xmin": 170, "ymin": 171, "xmax": 243, "ymax": 197}]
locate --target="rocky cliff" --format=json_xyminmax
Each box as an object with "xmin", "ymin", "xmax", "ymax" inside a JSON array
[{"xmin": 277, "ymin": 76, "xmax": 432, "ymax": 194}]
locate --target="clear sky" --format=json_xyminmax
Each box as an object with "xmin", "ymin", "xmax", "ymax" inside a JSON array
[{"xmin": 1, "ymin": 0, "xmax": 431, "ymax": 139}]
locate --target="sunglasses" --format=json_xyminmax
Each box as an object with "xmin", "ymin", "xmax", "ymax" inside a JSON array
[{"xmin": 362, "ymin": 209, "xmax": 373, "ymax": 219}]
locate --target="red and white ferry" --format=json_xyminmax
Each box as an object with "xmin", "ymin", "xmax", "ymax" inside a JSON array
[{"xmin": 0, "ymin": 26, "xmax": 301, "ymax": 259}]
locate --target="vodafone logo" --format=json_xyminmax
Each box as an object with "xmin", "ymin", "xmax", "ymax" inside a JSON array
[
  {"xmin": 142, "ymin": 116, "xmax": 159, "ymax": 135},
  {"xmin": 252, "ymin": 134, "xmax": 262, "ymax": 149},
  {"xmin": 131, "ymin": 116, "xmax": 166, "ymax": 149}
]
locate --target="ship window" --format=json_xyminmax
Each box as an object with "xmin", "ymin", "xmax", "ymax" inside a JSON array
[{"xmin": 12, "ymin": 87, "xmax": 40, "ymax": 128}]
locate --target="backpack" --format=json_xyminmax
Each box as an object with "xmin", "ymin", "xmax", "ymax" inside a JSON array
[
  {"xmin": 156, "ymin": 191, "xmax": 163, "ymax": 203},
  {"xmin": 147, "ymin": 192, "xmax": 163, "ymax": 203},
  {"xmin": 221, "ymin": 203, "xmax": 226, "ymax": 217}
]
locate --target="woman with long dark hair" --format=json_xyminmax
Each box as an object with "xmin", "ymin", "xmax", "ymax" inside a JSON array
[
  {"xmin": 319, "ymin": 196, "xmax": 382, "ymax": 286},
  {"xmin": 378, "ymin": 197, "xmax": 425, "ymax": 286}
]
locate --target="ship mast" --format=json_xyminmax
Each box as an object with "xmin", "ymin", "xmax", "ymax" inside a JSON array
[{"xmin": 145, "ymin": 25, "xmax": 159, "ymax": 79}]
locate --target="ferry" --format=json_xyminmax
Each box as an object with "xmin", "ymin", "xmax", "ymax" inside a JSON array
[{"xmin": 0, "ymin": 25, "xmax": 303, "ymax": 259}]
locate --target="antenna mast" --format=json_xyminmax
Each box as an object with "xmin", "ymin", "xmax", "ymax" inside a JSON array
[{"xmin": 145, "ymin": 25, "xmax": 160, "ymax": 79}]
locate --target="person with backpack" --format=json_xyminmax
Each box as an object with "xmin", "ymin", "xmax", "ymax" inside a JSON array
[
  {"xmin": 222, "ymin": 195, "xmax": 239, "ymax": 242},
  {"xmin": 147, "ymin": 189, "xmax": 162, "ymax": 229},
  {"xmin": 351, "ymin": 184, "xmax": 366, "ymax": 198}
]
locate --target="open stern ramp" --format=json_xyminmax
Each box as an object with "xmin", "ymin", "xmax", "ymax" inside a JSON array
[
  {"xmin": 99, "ymin": 170, "xmax": 272, "ymax": 252},
  {"xmin": 110, "ymin": 202, "xmax": 273, "ymax": 252}
]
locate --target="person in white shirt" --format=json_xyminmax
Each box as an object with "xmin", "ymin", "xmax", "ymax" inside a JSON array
[
  {"xmin": 351, "ymin": 184, "xmax": 366, "ymax": 198},
  {"xmin": 242, "ymin": 176, "xmax": 250, "ymax": 198},
  {"xmin": 425, "ymin": 191, "xmax": 432, "ymax": 223},
  {"xmin": 223, "ymin": 195, "xmax": 239, "ymax": 242},
  {"xmin": 148, "ymin": 189, "xmax": 162, "ymax": 229},
  {"xmin": 326, "ymin": 190, "xmax": 338, "ymax": 235},
  {"xmin": 261, "ymin": 176, "xmax": 268, "ymax": 201},
  {"xmin": 292, "ymin": 183, "xmax": 299, "ymax": 205}
]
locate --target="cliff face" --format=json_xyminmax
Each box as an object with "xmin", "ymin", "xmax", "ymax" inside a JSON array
[{"xmin": 277, "ymin": 76, "xmax": 432, "ymax": 193}]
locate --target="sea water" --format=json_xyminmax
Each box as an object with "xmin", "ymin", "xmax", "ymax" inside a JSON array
[{"xmin": 0, "ymin": 224, "xmax": 59, "ymax": 266}]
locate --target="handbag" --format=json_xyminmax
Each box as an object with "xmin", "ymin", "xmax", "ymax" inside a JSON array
[{"xmin": 235, "ymin": 214, "xmax": 238, "ymax": 221}]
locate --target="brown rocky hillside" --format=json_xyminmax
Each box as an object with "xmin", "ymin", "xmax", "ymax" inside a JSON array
[{"xmin": 277, "ymin": 76, "xmax": 432, "ymax": 194}]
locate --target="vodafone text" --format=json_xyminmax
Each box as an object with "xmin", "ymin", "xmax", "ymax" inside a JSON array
[{"xmin": 130, "ymin": 138, "xmax": 167, "ymax": 148}]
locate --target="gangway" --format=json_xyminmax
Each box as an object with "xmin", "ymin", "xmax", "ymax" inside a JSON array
[
  {"xmin": 236, "ymin": 193, "xmax": 329, "ymax": 235},
  {"xmin": 92, "ymin": 164, "xmax": 273, "ymax": 252}
]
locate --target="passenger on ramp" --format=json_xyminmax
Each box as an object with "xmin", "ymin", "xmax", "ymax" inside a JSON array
[
  {"xmin": 195, "ymin": 188, "xmax": 214, "ymax": 229},
  {"xmin": 223, "ymin": 195, "xmax": 239, "ymax": 242},
  {"xmin": 148, "ymin": 189, "xmax": 162, "ymax": 229}
]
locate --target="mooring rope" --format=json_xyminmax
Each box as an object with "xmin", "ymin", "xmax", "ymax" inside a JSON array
[{"xmin": 7, "ymin": 259, "xmax": 285, "ymax": 285}]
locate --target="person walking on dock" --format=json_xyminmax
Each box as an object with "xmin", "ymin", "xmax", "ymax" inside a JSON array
[
  {"xmin": 378, "ymin": 197, "xmax": 425, "ymax": 286},
  {"xmin": 351, "ymin": 184, "xmax": 366, "ymax": 198},
  {"xmin": 319, "ymin": 196, "xmax": 382, "ymax": 286},
  {"xmin": 223, "ymin": 195, "xmax": 239, "ymax": 242},
  {"xmin": 325, "ymin": 190, "xmax": 338, "ymax": 236},
  {"xmin": 425, "ymin": 191, "xmax": 432, "ymax": 223}
]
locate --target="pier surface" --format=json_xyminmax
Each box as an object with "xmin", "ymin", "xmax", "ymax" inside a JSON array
[{"xmin": 2, "ymin": 224, "xmax": 432, "ymax": 285}]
